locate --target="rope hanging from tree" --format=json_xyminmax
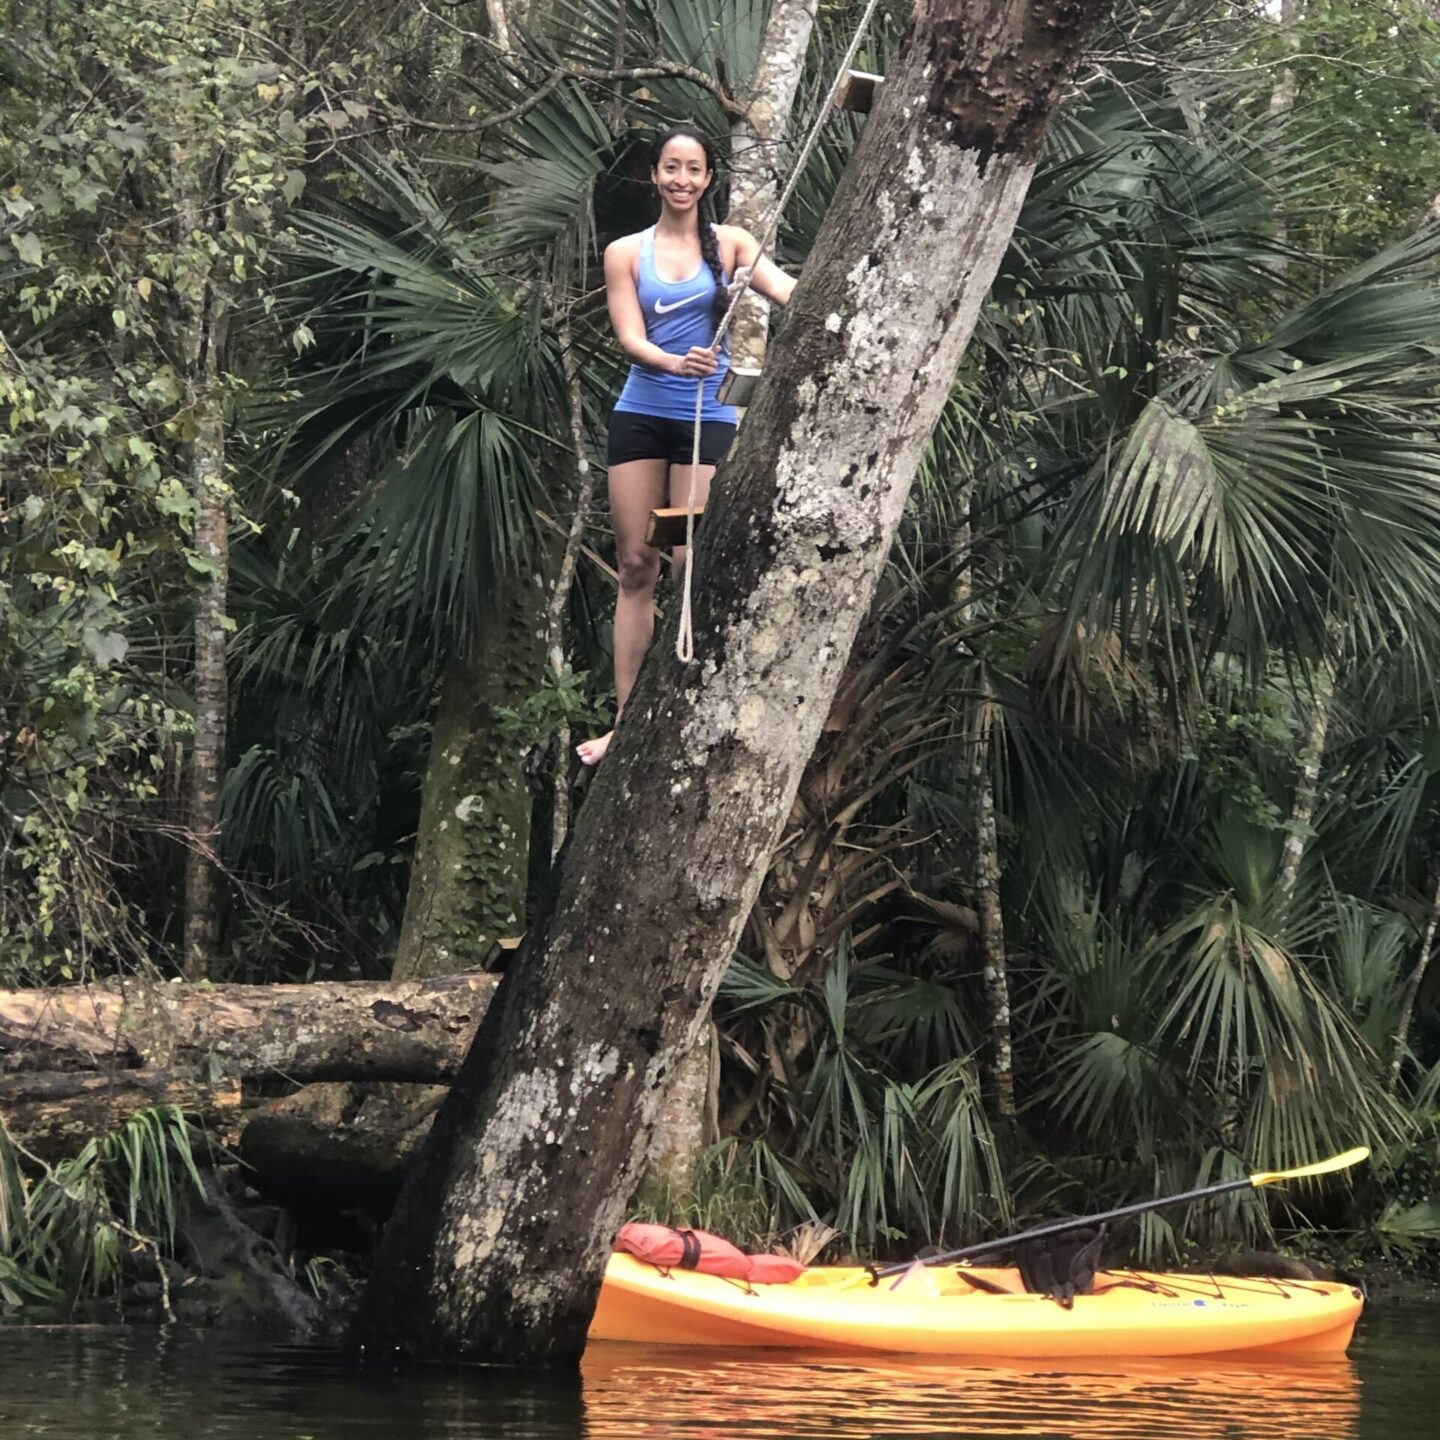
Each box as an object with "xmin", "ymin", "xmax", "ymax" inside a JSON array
[{"xmin": 675, "ymin": 0, "xmax": 885, "ymax": 662}]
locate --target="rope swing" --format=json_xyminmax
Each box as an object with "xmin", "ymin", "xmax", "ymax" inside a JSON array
[{"xmin": 675, "ymin": 0, "xmax": 885, "ymax": 662}]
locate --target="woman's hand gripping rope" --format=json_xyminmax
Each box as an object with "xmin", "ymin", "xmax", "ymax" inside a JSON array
[{"xmin": 672, "ymin": 346, "xmax": 720, "ymax": 379}]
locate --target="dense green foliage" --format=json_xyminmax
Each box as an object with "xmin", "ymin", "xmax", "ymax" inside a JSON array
[
  {"xmin": 0, "ymin": 1108, "xmax": 202, "ymax": 1311},
  {"xmin": 4, "ymin": 0, "xmax": 1440, "ymax": 1276}
]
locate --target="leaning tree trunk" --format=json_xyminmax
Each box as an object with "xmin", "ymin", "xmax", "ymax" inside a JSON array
[
  {"xmin": 394, "ymin": 573, "xmax": 545, "ymax": 978},
  {"xmin": 353, "ymin": 0, "xmax": 1111, "ymax": 1367}
]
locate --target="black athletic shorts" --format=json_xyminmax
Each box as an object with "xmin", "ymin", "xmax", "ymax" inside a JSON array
[{"xmin": 607, "ymin": 411, "xmax": 737, "ymax": 467}]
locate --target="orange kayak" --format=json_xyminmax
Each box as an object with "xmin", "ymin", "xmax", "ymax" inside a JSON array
[{"xmin": 589, "ymin": 1253, "xmax": 1363, "ymax": 1358}]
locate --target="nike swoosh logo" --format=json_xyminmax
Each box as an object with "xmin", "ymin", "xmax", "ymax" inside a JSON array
[{"xmin": 655, "ymin": 292, "xmax": 708, "ymax": 315}]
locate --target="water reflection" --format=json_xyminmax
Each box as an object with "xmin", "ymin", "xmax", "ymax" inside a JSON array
[
  {"xmin": 581, "ymin": 1344, "xmax": 1361, "ymax": 1439},
  {"xmin": 8, "ymin": 1314, "xmax": 1433, "ymax": 1440}
]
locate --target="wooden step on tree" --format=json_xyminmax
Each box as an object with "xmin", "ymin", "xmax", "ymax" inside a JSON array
[
  {"xmin": 644, "ymin": 367, "xmax": 764, "ymax": 548},
  {"xmin": 835, "ymin": 70, "xmax": 884, "ymax": 114}
]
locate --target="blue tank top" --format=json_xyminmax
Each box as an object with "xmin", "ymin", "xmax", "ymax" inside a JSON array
[{"xmin": 614, "ymin": 226, "xmax": 735, "ymax": 424}]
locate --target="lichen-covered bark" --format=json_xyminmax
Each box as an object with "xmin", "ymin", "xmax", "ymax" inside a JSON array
[
  {"xmin": 394, "ymin": 574, "xmax": 545, "ymax": 979},
  {"xmin": 726, "ymin": 0, "xmax": 820, "ymax": 376},
  {"xmin": 354, "ymin": 0, "xmax": 1110, "ymax": 1367},
  {"xmin": 0, "ymin": 973, "xmax": 496, "ymax": 1082},
  {"xmin": 637, "ymin": 1032, "xmax": 715, "ymax": 1203}
]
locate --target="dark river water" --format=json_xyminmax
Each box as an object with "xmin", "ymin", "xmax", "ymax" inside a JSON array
[{"xmin": 1, "ymin": 1305, "xmax": 1436, "ymax": 1438}]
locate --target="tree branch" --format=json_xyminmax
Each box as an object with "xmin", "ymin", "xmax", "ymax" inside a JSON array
[{"xmin": 403, "ymin": 63, "xmax": 747, "ymax": 134}]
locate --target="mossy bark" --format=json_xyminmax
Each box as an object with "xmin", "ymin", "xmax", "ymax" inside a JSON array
[{"xmin": 394, "ymin": 573, "xmax": 545, "ymax": 980}]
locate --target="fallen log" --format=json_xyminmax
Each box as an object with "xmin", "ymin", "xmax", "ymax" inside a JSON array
[
  {"xmin": 1, "ymin": 1070, "xmax": 244, "ymax": 1163},
  {"xmin": 0, "ymin": 973, "xmax": 497, "ymax": 1083}
]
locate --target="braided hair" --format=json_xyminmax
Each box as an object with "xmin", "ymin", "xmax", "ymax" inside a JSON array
[{"xmin": 653, "ymin": 125, "xmax": 728, "ymax": 338}]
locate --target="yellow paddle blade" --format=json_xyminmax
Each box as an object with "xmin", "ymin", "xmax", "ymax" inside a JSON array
[{"xmin": 1250, "ymin": 1146, "xmax": 1370, "ymax": 1188}]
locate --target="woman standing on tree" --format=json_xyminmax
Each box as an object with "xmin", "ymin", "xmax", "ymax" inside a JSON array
[{"xmin": 577, "ymin": 126, "xmax": 795, "ymax": 766}]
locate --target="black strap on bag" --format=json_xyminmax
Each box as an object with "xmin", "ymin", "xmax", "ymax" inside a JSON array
[
  {"xmin": 669, "ymin": 1228, "xmax": 703, "ymax": 1270},
  {"xmin": 1014, "ymin": 1222, "xmax": 1106, "ymax": 1308}
]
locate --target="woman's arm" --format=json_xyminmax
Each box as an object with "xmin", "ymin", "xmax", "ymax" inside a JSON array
[
  {"xmin": 724, "ymin": 227, "xmax": 796, "ymax": 306},
  {"xmin": 604, "ymin": 238, "xmax": 717, "ymax": 377}
]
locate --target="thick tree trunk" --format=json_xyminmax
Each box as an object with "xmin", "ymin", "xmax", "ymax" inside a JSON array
[
  {"xmin": 1, "ymin": 1070, "xmax": 243, "ymax": 1163},
  {"xmin": 0, "ymin": 974, "xmax": 495, "ymax": 1082},
  {"xmin": 726, "ymin": 0, "xmax": 820, "ymax": 374},
  {"xmin": 354, "ymin": 0, "xmax": 1110, "ymax": 1367},
  {"xmin": 394, "ymin": 574, "xmax": 544, "ymax": 979}
]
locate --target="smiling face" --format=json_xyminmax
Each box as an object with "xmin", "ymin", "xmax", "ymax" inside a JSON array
[{"xmin": 652, "ymin": 135, "xmax": 712, "ymax": 216}]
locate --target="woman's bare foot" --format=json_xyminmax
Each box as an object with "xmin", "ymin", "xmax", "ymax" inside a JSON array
[{"xmin": 577, "ymin": 730, "xmax": 613, "ymax": 766}]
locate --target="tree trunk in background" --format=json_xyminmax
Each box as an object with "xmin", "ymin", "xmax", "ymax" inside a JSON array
[
  {"xmin": 725, "ymin": 0, "xmax": 820, "ymax": 375},
  {"xmin": 172, "ymin": 139, "xmax": 230, "ymax": 982},
  {"xmin": 546, "ymin": 321, "xmax": 596, "ymax": 860},
  {"xmin": 1391, "ymin": 870, "xmax": 1440, "ymax": 1088},
  {"xmin": 183, "ymin": 382, "xmax": 228, "ymax": 982},
  {"xmin": 1276, "ymin": 649, "xmax": 1338, "ymax": 905},
  {"xmin": 644, "ymin": 0, "xmax": 824, "ymax": 1206},
  {"xmin": 1267, "ymin": 0, "xmax": 1302, "ymax": 118},
  {"xmin": 952, "ymin": 482, "xmax": 1011, "ymax": 1115},
  {"xmin": 972, "ymin": 671, "xmax": 1015, "ymax": 1120},
  {"xmin": 394, "ymin": 573, "xmax": 545, "ymax": 979},
  {"xmin": 353, "ymin": 0, "xmax": 1111, "ymax": 1367}
]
